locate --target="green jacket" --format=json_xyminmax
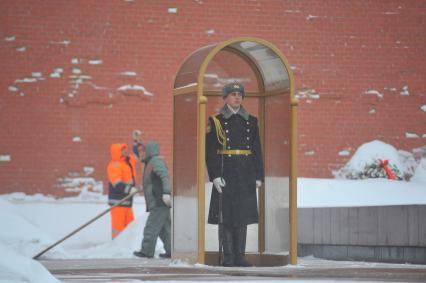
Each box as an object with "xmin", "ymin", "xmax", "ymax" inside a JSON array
[{"xmin": 142, "ymin": 141, "xmax": 171, "ymax": 211}]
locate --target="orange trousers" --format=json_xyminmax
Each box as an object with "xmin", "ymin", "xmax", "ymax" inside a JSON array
[{"xmin": 110, "ymin": 206, "xmax": 134, "ymax": 239}]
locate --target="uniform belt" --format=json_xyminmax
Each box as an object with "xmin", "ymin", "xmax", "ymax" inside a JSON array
[{"xmin": 218, "ymin": 149, "xmax": 252, "ymax": 155}]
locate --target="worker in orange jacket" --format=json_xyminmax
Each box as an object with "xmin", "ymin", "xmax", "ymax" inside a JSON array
[{"xmin": 107, "ymin": 143, "xmax": 139, "ymax": 239}]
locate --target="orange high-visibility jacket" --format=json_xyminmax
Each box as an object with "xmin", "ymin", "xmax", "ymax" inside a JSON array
[{"xmin": 107, "ymin": 143, "xmax": 138, "ymax": 207}]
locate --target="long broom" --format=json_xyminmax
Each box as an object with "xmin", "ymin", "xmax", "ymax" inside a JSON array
[{"xmin": 33, "ymin": 189, "xmax": 141, "ymax": 260}]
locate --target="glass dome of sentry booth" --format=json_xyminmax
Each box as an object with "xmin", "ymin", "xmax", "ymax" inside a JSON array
[{"xmin": 172, "ymin": 37, "xmax": 298, "ymax": 266}]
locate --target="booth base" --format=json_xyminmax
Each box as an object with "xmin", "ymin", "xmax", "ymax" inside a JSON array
[{"xmin": 205, "ymin": 251, "xmax": 289, "ymax": 266}]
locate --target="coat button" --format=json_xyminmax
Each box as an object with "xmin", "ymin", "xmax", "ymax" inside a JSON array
[
  {"xmin": 226, "ymin": 130, "xmax": 229, "ymax": 133},
  {"xmin": 227, "ymin": 138, "xmax": 230, "ymax": 141},
  {"xmin": 246, "ymin": 129, "xmax": 250, "ymax": 132},
  {"xmin": 228, "ymin": 154, "xmax": 231, "ymax": 157},
  {"xmin": 247, "ymin": 137, "xmax": 250, "ymax": 140}
]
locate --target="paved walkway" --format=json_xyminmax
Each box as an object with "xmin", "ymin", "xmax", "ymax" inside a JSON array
[{"xmin": 41, "ymin": 257, "xmax": 426, "ymax": 282}]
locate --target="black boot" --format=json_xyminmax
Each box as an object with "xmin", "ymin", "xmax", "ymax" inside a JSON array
[
  {"xmin": 233, "ymin": 226, "xmax": 252, "ymax": 267},
  {"xmin": 159, "ymin": 252, "xmax": 171, "ymax": 258},
  {"xmin": 222, "ymin": 225, "xmax": 234, "ymax": 267},
  {"xmin": 133, "ymin": 250, "xmax": 152, "ymax": 258}
]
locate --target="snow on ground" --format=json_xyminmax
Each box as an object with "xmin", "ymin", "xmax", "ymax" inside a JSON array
[
  {"xmin": 0, "ymin": 243, "xmax": 59, "ymax": 283},
  {"xmin": 298, "ymin": 177, "xmax": 426, "ymax": 207},
  {"xmin": 0, "ymin": 140, "xmax": 425, "ymax": 282}
]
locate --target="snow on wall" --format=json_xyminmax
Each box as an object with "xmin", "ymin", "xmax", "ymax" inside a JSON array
[
  {"xmin": 7, "ymin": 50, "xmax": 153, "ymax": 107},
  {"xmin": 56, "ymin": 167, "xmax": 103, "ymax": 197},
  {"xmin": 117, "ymin": 84, "xmax": 153, "ymax": 96},
  {"xmin": 406, "ymin": 132, "xmax": 419, "ymax": 139},
  {"xmin": 1, "ymin": 0, "xmax": 425, "ymax": 195},
  {"xmin": 0, "ymin": 155, "xmax": 11, "ymax": 162},
  {"xmin": 295, "ymin": 88, "xmax": 320, "ymax": 101}
]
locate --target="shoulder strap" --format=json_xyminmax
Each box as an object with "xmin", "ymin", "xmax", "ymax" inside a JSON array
[{"xmin": 211, "ymin": 115, "xmax": 227, "ymax": 151}]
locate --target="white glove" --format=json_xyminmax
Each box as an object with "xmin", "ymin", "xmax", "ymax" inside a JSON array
[
  {"xmin": 256, "ymin": 180, "xmax": 262, "ymax": 188},
  {"xmin": 130, "ymin": 186, "xmax": 139, "ymax": 195},
  {"xmin": 132, "ymin": 129, "xmax": 143, "ymax": 143},
  {"xmin": 213, "ymin": 177, "xmax": 226, "ymax": 193},
  {"xmin": 162, "ymin": 194, "xmax": 172, "ymax": 207}
]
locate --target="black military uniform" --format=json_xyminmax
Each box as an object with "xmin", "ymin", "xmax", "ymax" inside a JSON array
[{"xmin": 205, "ymin": 82, "xmax": 264, "ymax": 267}]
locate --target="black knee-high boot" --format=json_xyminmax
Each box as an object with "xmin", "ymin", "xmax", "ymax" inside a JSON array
[
  {"xmin": 222, "ymin": 225, "xmax": 234, "ymax": 266},
  {"xmin": 233, "ymin": 225, "xmax": 252, "ymax": 267}
]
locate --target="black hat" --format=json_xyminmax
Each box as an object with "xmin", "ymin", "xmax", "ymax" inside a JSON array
[{"xmin": 222, "ymin": 81, "xmax": 245, "ymax": 98}]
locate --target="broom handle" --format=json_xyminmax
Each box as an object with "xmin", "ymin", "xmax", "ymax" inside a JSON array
[{"xmin": 33, "ymin": 189, "xmax": 141, "ymax": 260}]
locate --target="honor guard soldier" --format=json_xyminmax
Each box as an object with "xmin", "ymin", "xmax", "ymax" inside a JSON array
[{"xmin": 205, "ymin": 81, "xmax": 264, "ymax": 267}]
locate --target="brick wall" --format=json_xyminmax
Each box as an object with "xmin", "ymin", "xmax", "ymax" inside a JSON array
[{"xmin": 1, "ymin": 0, "xmax": 425, "ymax": 195}]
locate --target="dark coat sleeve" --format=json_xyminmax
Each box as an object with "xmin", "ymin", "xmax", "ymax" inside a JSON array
[
  {"xmin": 251, "ymin": 117, "xmax": 265, "ymax": 182},
  {"xmin": 205, "ymin": 116, "xmax": 222, "ymax": 181}
]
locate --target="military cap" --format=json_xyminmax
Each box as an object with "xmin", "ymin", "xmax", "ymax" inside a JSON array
[{"xmin": 222, "ymin": 81, "xmax": 245, "ymax": 98}]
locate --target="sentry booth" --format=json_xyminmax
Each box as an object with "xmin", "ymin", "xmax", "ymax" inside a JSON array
[{"xmin": 172, "ymin": 37, "xmax": 298, "ymax": 266}]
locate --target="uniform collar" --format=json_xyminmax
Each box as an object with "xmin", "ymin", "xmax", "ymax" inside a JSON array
[{"xmin": 220, "ymin": 104, "xmax": 249, "ymax": 120}]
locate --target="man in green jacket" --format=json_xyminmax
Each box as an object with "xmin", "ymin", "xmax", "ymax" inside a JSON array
[{"xmin": 133, "ymin": 139, "xmax": 172, "ymax": 258}]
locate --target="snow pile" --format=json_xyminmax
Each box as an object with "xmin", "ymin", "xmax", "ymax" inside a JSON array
[
  {"xmin": 0, "ymin": 193, "xmax": 166, "ymax": 282},
  {"xmin": 0, "ymin": 244, "xmax": 59, "ymax": 283},
  {"xmin": 333, "ymin": 140, "xmax": 419, "ymax": 180},
  {"xmin": 0, "ymin": 199, "xmax": 63, "ymax": 282},
  {"xmin": 298, "ymin": 177, "xmax": 426, "ymax": 207},
  {"xmin": 411, "ymin": 158, "xmax": 426, "ymax": 183},
  {"xmin": 0, "ymin": 199, "xmax": 67, "ymax": 258},
  {"xmin": 0, "ymin": 193, "xmax": 163, "ymax": 260}
]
